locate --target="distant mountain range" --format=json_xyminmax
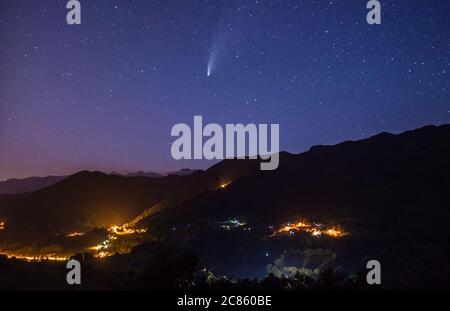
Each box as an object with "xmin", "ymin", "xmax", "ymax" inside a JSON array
[
  {"xmin": 0, "ymin": 169, "xmax": 199, "ymax": 195},
  {"xmin": 0, "ymin": 176, "xmax": 66, "ymax": 195}
]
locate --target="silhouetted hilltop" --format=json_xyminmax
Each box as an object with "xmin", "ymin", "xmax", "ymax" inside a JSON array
[
  {"xmin": 167, "ymin": 168, "xmax": 199, "ymax": 176},
  {"xmin": 0, "ymin": 171, "xmax": 187, "ymax": 237},
  {"xmin": 111, "ymin": 171, "xmax": 163, "ymax": 178},
  {"xmin": 0, "ymin": 176, "xmax": 66, "ymax": 194},
  {"xmin": 136, "ymin": 124, "xmax": 450, "ymax": 239}
]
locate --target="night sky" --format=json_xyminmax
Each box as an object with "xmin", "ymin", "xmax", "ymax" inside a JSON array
[{"xmin": 0, "ymin": 0, "xmax": 449, "ymax": 179}]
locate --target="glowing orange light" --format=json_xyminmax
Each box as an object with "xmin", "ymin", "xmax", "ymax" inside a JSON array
[
  {"xmin": 296, "ymin": 222, "xmax": 309, "ymax": 228},
  {"xmin": 66, "ymin": 232, "xmax": 84, "ymax": 237},
  {"xmin": 3, "ymin": 253, "xmax": 68, "ymax": 262},
  {"xmin": 95, "ymin": 251, "xmax": 111, "ymax": 258},
  {"xmin": 219, "ymin": 182, "xmax": 231, "ymax": 189},
  {"xmin": 88, "ymin": 224, "xmax": 147, "ymax": 258},
  {"xmin": 324, "ymin": 228, "xmax": 345, "ymax": 238},
  {"xmin": 89, "ymin": 245, "xmax": 104, "ymax": 251},
  {"xmin": 109, "ymin": 225, "xmax": 135, "ymax": 235},
  {"xmin": 311, "ymin": 229, "xmax": 322, "ymax": 237},
  {"xmin": 271, "ymin": 219, "xmax": 346, "ymax": 238}
]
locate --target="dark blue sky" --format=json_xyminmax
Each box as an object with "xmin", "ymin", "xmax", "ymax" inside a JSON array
[{"xmin": 0, "ymin": 0, "xmax": 449, "ymax": 179}]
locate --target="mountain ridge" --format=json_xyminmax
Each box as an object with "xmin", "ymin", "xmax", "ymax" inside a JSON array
[{"xmin": 1, "ymin": 123, "xmax": 449, "ymax": 252}]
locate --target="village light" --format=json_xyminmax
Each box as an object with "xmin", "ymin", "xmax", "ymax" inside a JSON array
[
  {"xmin": 271, "ymin": 219, "xmax": 347, "ymax": 238},
  {"xmin": 219, "ymin": 182, "xmax": 231, "ymax": 189},
  {"xmin": 66, "ymin": 232, "xmax": 84, "ymax": 237}
]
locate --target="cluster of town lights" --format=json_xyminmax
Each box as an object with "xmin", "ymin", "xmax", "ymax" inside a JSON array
[
  {"xmin": 89, "ymin": 224, "xmax": 147, "ymax": 258},
  {"xmin": 271, "ymin": 220, "xmax": 346, "ymax": 238},
  {"xmin": 1, "ymin": 217, "xmax": 346, "ymax": 262},
  {"xmin": 4, "ymin": 253, "xmax": 69, "ymax": 262},
  {"xmin": 65, "ymin": 232, "xmax": 84, "ymax": 237}
]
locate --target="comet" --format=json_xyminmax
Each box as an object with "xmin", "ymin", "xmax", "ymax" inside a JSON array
[
  {"xmin": 207, "ymin": 49, "xmax": 217, "ymax": 77},
  {"xmin": 207, "ymin": 17, "xmax": 238, "ymax": 77},
  {"xmin": 207, "ymin": 62, "xmax": 212, "ymax": 77},
  {"xmin": 207, "ymin": 26, "xmax": 230, "ymax": 77}
]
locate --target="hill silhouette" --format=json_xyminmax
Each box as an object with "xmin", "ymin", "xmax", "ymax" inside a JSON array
[
  {"xmin": 0, "ymin": 176, "xmax": 66, "ymax": 195},
  {"xmin": 1, "ymin": 124, "xmax": 449, "ymax": 262},
  {"xmin": 135, "ymin": 124, "xmax": 450, "ymax": 240},
  {"xmin": 0, "ymin": 171, "xmax": 186, "ymax": 237}
]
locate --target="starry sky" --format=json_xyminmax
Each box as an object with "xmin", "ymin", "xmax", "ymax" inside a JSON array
[{"xmin": 0, "ymin": 0, "xmax": 449, "ymax": 179}]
